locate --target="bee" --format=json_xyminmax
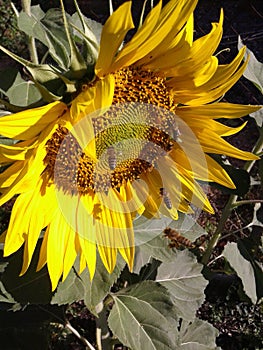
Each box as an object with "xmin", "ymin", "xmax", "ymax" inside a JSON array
[
  {"xmin": 107, "ymin": 146, "xmax": 117, "ymax": 170},
  {"xmin": 163, "ymin": 227, "xmax": 195, "ymax": 249},
  {"xmin": 159, "ymin": 187, "xmax": 172, "ymax": 209}
]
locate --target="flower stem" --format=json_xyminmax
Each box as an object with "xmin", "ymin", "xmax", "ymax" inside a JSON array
[
  {"xmin": 21, "ymin": 0, "xmax": 39, "ymax": 64},
  {"xmin": 96, "ymin": 302, "xmax": 112, "ymax": 350},
  {"xmin": 65, "ymin": 321, "xmax": 96, "ymax": 350},
  {"xmin": 202, "ymin": 124, "xmax": 263, "ymax": 265},
  {"xmin": 201, "ymin": 193, "xmax": 237, "ymax": 265}
]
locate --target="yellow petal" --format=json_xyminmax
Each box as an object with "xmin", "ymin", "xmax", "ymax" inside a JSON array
[
  {"xmin": 110, "ymin": 1, "xmax": 162, "ymax": 71},
  {"xmin": 113, "ymin": 0, "xmax": 198, "ymax": 71},
  {"xmin": 170, "ymin": 148, "xmax": 235, "ymax": 188},
  {"xmin": 177, "ymin": 103, "xmax": 262, "ymax": 119},
  {"xmin": 169, "ymin": 47, "xmax": 248, "ymax": 105},
  {"xmin": 0, "ymin": 101, "xmax": 66, "ymax": 140},
  {"xmin": 0, "ymin": 140, "xmax": 47, "ymax": 206},
  {"xmin": 20, "ymin": 181, "xmax": 58, "ymax": 274},
  {"xmin": 0, "ymin": 138, "xmax": 36, "ymax": 163},
  {"xmin": 197, "ymin": 129, "xmax": 259, "ymax": 160},
  {"xmin": 95, "ymin": 2, "xmax": 134, "ymax": 77},
  {"xmin": 36, "ymin": 229, "xmax": 48, "ymax": 271},
  {"xmin": 47, "ymin": 211, "xmax": 69, "ymax": 290},
  {"xmin": 62, "ymin": 228, "xmax": 78, "ymax": 282},
  {"xmin": 0, "ymin": 161, "xmax": 24, "ymax": 188}
]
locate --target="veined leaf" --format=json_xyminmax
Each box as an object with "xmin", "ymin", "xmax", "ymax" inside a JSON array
[
  {"xmin": 250, "ymin": 107, "xmax": 263, "ymax": 128},
  {"xmin": 6, "ymin": 71, "xmax": 42, "ymax": 106},
  {"xmin": 0, "ymin": 45, "xmax": 64, "ymax": 102},
  {"xmin": 178, "ymin": 318, "xmax": 221, "ymax": 349},
  {"xmin": 17, "ymin": 6, "xmax": 70, "ymax": 69},
  {"xmin": 223, "ymin": 242, "xmax": 259, "ymax": 304},
  {"xmin": 108, "ymin": 281, "xmax": 178, "ymax": 350},
  {"xmin": 134, "ymin": 214, "xmax": 206, "ymax": 271},
  {"xmin": 156, "ymin": 250, "xmax": 208, "ymax": 321},
  {"xmin": 52, "ymin": 255, "xmax": 125, "ymax": 316},
  {"xmin": 238, "ymin": 37, "xmax": 263, "ymax": 94}
]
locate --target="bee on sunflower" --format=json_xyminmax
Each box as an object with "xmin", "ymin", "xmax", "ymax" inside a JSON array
[{"xmin": 0, "ymin": 0, "xmax": 260, "ymax": 290}]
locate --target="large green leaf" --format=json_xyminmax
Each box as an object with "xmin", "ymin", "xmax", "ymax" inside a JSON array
[
  {"xmin": 178, "ymin": 318, "xmax": 220, "ymax": 349},
  {"xmin": 133, "ymin": 214, "xmax": 206, "ymax": 271},
  {"xmin": 108, "ymin": 281, "xmax": 178, "ymax": 350},
  {"xmin": 238, "ymin": 36, "xmax": 263, "ymax": 94},
  {"xmin": 52, "ymin": 255, "xmax": 125, "ymax": 315},
  {"xmin": 156, "ymin": 250, "xmax": 208, "ymax": 321},
  {"xmin": 168, "ymin": 214, "xmax": 207, "ymax": 242},
  {"xmin": 0, "ymin": 45, "xmax": 64, "ymax": 102},
  {"xmin": 134, "ymin": 215, "xmax": 175, "ymax": 263},
  {"xmin": 222, "ymin": 242, "xmax": 260, "ymax": 304},
  {"xmin": 250, "ymin": 108, "xmax": 263, "ymax": 128},
  {"xmin": 17, "ymin": 6, "xmax": 70, "ymax": 69},
  {"xmin": 82, "ymin": 256, "xmax": 125, "ymax": 315},
  {"xmin": 6, "ymin": 71, "xmax": 42, "ymax": 106}
]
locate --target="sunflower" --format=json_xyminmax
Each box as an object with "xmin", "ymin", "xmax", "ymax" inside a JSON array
[{"xmin": 0, "ymin": 0, "xmax": 260, "ymax": 290}]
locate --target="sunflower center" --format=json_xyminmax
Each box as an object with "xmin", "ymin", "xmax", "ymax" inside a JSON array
[{"xmin": 44, "ymin": 66, "xmax": 179, "ymax": 195}]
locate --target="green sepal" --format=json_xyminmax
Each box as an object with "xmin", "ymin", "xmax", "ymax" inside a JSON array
[
  {"xmin": 71, "ymin": 0, "xmax": 99, "ymax": 62},
  {"xmin": 59, "ymin": 0, "xmax": 88, "ymax": 81}
]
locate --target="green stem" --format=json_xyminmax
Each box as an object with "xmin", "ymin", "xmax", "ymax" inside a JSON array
[
  {"xmin": 65, "ymin": 321, "xmax": 96, "ymax": 350},
  {"xmin": 202, "ymin": 193, "xmax": 237, "ymax": 265},
  {"xmin": 232, "ymin": 199, "xmax": 263, "ymax": 208},
  {"xmin": 202, "ymin": 125, "xmax": 263, "ymax": 265},
  {"xmin": 96, "ymin": 302, "xmax": 113, "ymax": 350},
  {"xmin": 21, "ymin": 0, "xmax": 39, "ymax": 64}
]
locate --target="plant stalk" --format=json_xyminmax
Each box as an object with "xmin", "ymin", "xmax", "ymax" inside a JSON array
[
  {"xmin": 96, "ymin": 303, "xmax": 112, "ymax": 350},
  {"xmin": 21, "ymin": 0, "xmax": 39, "ymax": 64},
  {"xmin": 65, "ymin": 321, "xmax": 96, "ymax": 350}
]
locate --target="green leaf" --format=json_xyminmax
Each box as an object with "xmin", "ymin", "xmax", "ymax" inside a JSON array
[
  {"xmin": 0, "ymin": 281, "xmax": 16, "ymax": 303},
  {"xmin": 82, "ymin": 256, "xmax": 125, "ymax": 315},
  {"xmin": 0, "ymin": 45, "xmax": 64, "ymax": 102},
  {"xmin": 52, "ymin": 255, "xmax": 125, "ymax": 315},
  {"xmin": 51, "ymin": 268, "xmax": 84, "ymax": 305},
  {"xmin": 250, "ymin": 108, "xmax": 263, "ymax": 128},
  {"xmin": 237, "ymin": 238, "xmax": 263, "ymax": 301},
  {"xmin": 134, "ymin": 215, "xmax": 175, "ymax": 263},
  {"xmin": 6, "ymin": 71, "xmax": 42, "ymax": 106},
  {"xmin": 17, "ymin": 6, "xmax": 70, "ymax": 69},
  {"xmin": 168, "ymin": 213, "xmax": 207, "ymax": 242},
  {"xmin": 156, "ymin": 250, "xmax": 208, "ymax": 321},
  {"xmin": 222, "ymin": 242, "xmax": 258, "ymax": 303},
  {"xmin": 133, "ymin": 214, "xmax": 206, "ymax": 271},
  {"xmin": 0, "ymin": 67, "xmax": 18, "ymax": 94},
  {"xmin": 70, "ymin": 1, "xmax": 100, "ymax": 62},
  {"xmin": 178, "ymin": 318, "xmax": 220, "ymax": 349},
  {"xmin": 108, "ymin": 281, "xmax": 178, "ymax": 350},
  {"xmin": 134, "ymin": 215, "xmax": 172, "ymax": 246},
  {"xmin": 238, "ymin": 36, "xmax": 263, "ymax": 94}
]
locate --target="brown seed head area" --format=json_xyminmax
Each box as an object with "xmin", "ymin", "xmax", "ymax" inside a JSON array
[{"xmin": 44, "ymin": 66, "xmax": 179, "ymax": 195}]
